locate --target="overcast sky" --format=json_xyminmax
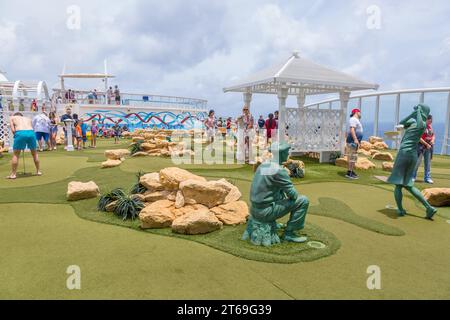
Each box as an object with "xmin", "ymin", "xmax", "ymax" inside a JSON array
[{"xmin": 0, "ymin": 0, "xmax": 449, "ymax": 118}]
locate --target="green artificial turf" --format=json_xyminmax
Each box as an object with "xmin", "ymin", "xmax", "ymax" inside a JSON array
[{"xmin": 1, "ymin": 139, "xmax": 450, "ymax": 299}]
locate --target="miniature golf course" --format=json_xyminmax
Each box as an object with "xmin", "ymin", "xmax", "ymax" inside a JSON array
[{"xmin": 1, "ymin": 140, "xmax": 449, "ymax": 299}]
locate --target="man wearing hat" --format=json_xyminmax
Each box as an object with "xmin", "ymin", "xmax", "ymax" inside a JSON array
[
  {"xmin": 346, "ymin": 108, "xmax": 363, "ymax": 179},
  {"xmin": 246, "ymin": 142, "xmax": 309, "ymax": 244}
]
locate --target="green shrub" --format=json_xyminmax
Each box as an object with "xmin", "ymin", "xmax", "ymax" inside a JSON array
[
  {"xmin": 97, "ymin": 188, "xmax": 126, "ymax": 211},
  {"xmin": 129, "ymin": 140, "xmax": 144, "ymax": 155},
  {"xmin": 130, "ymin": 171, "xmax": 147, "ymax": 195},
  {"xmin": 114, "ymin": 195, "xmax": 144, "ymax": 221}
]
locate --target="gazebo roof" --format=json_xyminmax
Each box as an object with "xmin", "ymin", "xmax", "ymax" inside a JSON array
[{"xmin": 223, "ymin": 52, "xmax": 379, "ymax": 95}]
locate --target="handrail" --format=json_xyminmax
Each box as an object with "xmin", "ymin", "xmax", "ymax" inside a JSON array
[{"xmin": 303, "ymin": 87, "xmax": 450, "ymax": 108}]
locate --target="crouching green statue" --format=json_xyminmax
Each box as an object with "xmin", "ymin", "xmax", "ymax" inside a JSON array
[
  {"xmin": 242, "ymin": 142, "xmax": 309, "ymax": 246},
  {"xmin": 387, "ymin": 104, "xmax": 437, "ymax": 220}
]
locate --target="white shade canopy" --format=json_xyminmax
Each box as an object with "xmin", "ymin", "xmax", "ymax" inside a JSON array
[{"xmin": 223, "ymin": 52, "xmax": 379, "ymax": 95}]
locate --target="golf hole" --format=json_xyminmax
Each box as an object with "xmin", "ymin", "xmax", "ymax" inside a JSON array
[{"xmin": 307, "ymin": 241, "xmax": 326, "ymax": 249}]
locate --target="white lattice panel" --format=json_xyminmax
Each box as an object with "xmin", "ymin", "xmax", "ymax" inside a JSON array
[{"xmin": 286, "ymin": 108, "xmax": 342, "ymax": 152}]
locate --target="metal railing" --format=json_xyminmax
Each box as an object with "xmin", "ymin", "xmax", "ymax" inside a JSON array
[
  {"xmin": 52, "ymin": 89, "xmax": 208, "ymax": 111},
  {"xmin": 303, "ymin": 87, "xmax": 450, "ymax": 155}
]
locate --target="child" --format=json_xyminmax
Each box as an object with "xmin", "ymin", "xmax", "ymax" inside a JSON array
[
  {"xmin": 90, "ymin": 120, "xmax": 98, "ymax": 148},
  {"xmin": 112, "ymin": 123, "xmax": 121, "ymax": 144},
  {"xmin": 74, "ymin": 120, "xmax": 83, "ymax": 150},
  {"xmin": 80, "ymin": 119, "xmax": 88, "ymax": 149}
]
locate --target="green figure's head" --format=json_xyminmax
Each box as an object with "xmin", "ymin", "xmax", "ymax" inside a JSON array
[
  {"xmin": 270, "ymin": 142, "xmax": 291, "ymax": 165},
  {"xmin": 415, "ymin": 103, "xmax": 431, "ymax": 121}
]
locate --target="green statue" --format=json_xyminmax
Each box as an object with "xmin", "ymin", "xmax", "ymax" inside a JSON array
[
  {"xmin": 242, "ymin": 142, "xmax": 309, "ymax": 246},
  {"xmin": 387, "ymin": 104, "xmax": 437, "ymax": 220}
]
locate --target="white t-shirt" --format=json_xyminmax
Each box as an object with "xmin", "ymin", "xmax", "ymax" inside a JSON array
[{"xmin": 348, "ymin": 117, "xmax": 363, "ymax": 135}]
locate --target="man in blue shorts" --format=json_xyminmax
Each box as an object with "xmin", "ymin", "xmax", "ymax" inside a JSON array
[{"xmin": 7, "ymin": 113, "xmax": 41, "ymax": 179}]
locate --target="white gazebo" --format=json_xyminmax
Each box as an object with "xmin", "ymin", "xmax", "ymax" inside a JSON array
[{"xmin": 223, "ymin": 52, "xmax": 379, "ymax": 161}]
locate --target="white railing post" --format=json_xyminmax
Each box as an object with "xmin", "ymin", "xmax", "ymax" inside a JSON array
[
  {"xmin": 374, "ymin": 95, "xmax": 380, "ymax": 137},
  {"xmin": 442, "ymin": 91, "xmax": 450, "ymax": 155}
]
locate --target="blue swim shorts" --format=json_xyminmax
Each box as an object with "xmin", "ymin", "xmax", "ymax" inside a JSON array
[
  {"xmin": 13, "ymin": 130, "xmax": 37, "ymax": 151},
  {"xmin": 36, "ymin": 132, "xmax": 50, "ymax": 142}
]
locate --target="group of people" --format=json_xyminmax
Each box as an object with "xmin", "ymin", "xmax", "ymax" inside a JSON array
[{"xmin": 61, "ymin": 85, "xmax": 121, "ymax": 105}]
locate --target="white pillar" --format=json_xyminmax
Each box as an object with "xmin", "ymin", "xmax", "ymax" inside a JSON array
[
  {"xmin": 297, "ymin": 90, "xmax": 306, "ymax": 109},
  {"xmin": 64, "ymin": 119, "xmax": 74, "ymax": 152},
  {"xmin": 339, "ymin": 91, "xmax": 351, "ymax": 154},
  {"xmin": 374, "ymin": 95, "xmax": 380, "ymax": 137},
  {"xmin": 278, "ymin": 85, "xmax": 289, "ymax": 143},
  {"xmin": 441, "ymin": 91, "xmax": 450, "ymax": 155},
  {"xmin": 243, "ymin": 91, "xmax": 252, "ymax": 109}
]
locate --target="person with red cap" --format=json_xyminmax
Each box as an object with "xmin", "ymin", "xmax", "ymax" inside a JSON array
[{"xmin": 345, "ymin": 108, "xmax": 363, "ymax": 179}]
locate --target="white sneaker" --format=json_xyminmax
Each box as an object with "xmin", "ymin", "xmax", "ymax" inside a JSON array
[{"xmin": 425, "ymin": 179, "xmax": 434, "ymax": 184}]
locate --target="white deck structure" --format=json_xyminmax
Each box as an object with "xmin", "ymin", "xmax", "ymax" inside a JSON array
[{"xmin": 224, "ymin": 52, "xmax": 379, "ymax": 161}]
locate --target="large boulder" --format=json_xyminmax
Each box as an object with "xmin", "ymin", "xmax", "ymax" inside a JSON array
[
  {"xmin": 372, "ymin": 152, "xmax": 394, "ymax": 161},
  {"xmin": 140, "ymin": 173, "xmax": 164, "ymax": 191},
  {"xmin": 172, "ymin": 210, "xmax": 223, "ymax": 235},
  {"xmin": 369, "ymin": 136, "xmax": 384, "ymax": 144},
  {"xmin": 101, "ymin": 159, "xmax": 122, "ymax": 168},
  {"xmin": 422, "ymin": 188, "xmax": 450, "ymax": 207},
  {"xmin": 104, "ymin": 149, "xmax": 130, "ymax": 160},
  {"xmin": 67, "ymin": 181, "xmax": 100, "ymax": 201},
  {"xmin": 211, "ymin": 201, "xmax": 249, "ymax": 226},
  {"xmin": 358, "ymin": 149, "xmax": 372, "ymax": 157},
  {"xmin": 131, "ymin": 152, "xmax": 150, "ymax": 157},
  {"xmin": 159, "ymin": 167, "xmax": 206, "ymax": 190},
  {"xmin": 139, "ymin": 200, "xmax": 175, "ymax": 229},
  {"xmin": 180, "ymin": 180, "xmax": 230, "ymax": 208},
  {"xmin": 171, "ymin": 204, "xmax": 210, "ymax": 218},
  {"xmin": 141, "ymin": 143, "xmax": 157, "ymax": 151}
]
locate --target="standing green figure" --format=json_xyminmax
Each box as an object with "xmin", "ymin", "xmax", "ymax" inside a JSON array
[
  {"xmin": 387, "ymin": 104, "xmax": 437, "ymax": 220},
  {"xmin": 242, "ymin": 142, "xmax": 309, "ymax": 246}
]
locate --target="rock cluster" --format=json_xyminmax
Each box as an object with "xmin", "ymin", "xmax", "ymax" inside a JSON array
[
  {"xmin": 127, "ymin": 129, "xmax": 193, "ymax": 158},
  {"xmin": 138, "ymin": 167, "xmax": 249, "ymax": 234},
  {"xmin": 335, "ymin": 157, "xmax": 376, "ymax": 170}
]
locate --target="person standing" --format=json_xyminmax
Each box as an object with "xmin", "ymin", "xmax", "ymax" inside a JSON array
[
  {"xmin": 7, "ymin": 113, "xmax": 41, "ymax": 179},
  {"xmin": 114, "ymin": 85, "xmax": 121, "ymax": 105},
  {"xmin": 413, "ymin": 115, "xmax": 435, "ymax": 184},
  {"xmin": 60, "ymin": 107, "xmax": 74, "ymax": 150},
  {"xmin": 345, "ymin": 109, "xmax": 363, "ymax": 180},
  {"xmin": 107, "ymin": 87, "xmax": 113, "ymax": 105},
  {"xmin": 204, "ymin": 110, "xmax": 216, "ymax": 147},
  {"xmin": 32, "ymin": 111, "xmax": 51, "ymax": 152},
  {"xmin": 48, "ymin": 112, "xmax": 58, "ymax": 151},
  {"xmin": 90, "ymin": 120, "xmax": 98, "ymax": 148},
  {"xmin": 236, "ymin": 105, "xmax": 255, "ymax": 164},
  {"xmin": 257, "ymin": 115, "xmax": 265, "ymax": 137},
  {"xmin": 265, "ymin": 113, "xmax": 277, "ymax": 144}
]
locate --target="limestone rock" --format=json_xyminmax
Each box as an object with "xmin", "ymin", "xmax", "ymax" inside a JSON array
[
  {"xmin": 369, "ymin": 136, "xmax": 384, "ymax": 144},
  {"xmin": 216, "ymin": 179, "xmax": 242, "ymax": 203},
  {"xmin": 372, "ymin": 142, "xmax": 389, "ymax": 150},
  {"xmin": 358, "ymin": 149, "xmax": 372, "ymax": 157},
  {"xmin": 139, "ymin": 200, "xmax": 175, "ymax": 229},
  {"xmin": 211, "ymin": 201, "xmax": 249, "ymax": 226},
  {"xmin": 104, "ymin": 149, "xmax": 130, "ymax": 160},
  {"xmin": 67, "ymin": 181, "xmax": 100, "ymax": 201},
  {"xmin": 159, "ymin": 167, "xmax": 206, "ymax": 190},
  {"xmin": 175, "ymin": 191, "xmax": 185, "ymax": 209},
  {"xmin": 140, "ymin": 173, "xmax": 164, "ymax": 191},
  {"xmin": 172, "ymin": 210, "xmax": 223, "ymax": 235},
  {"xmin": 101, "ymin": 159, "xmax": 122, "ymax": 168},
  {"xmin": 180, "ymin": 179, "xmax": 229, "ymax": 208},
  {"xmin": 144, "ymin": 190, "xmax": 172, "ymax": 202},
  {"xmin": 131, "ymin": 152, "xmax": 149, "ymax": 157},
  {"xmin": 372, "ymin": 152, "xmax": 394, "ymax": 161},
  {"xmin": 382, "ymin": 162, "xmax": 394, "ymax": 172},
  {"xmin": 360, "ymin": 141, "xmax": 373, "ymax": 151},
  {"xmin": 105, "ymin": 200, "xmax": 118, "ymax": 212},
  {"xmin": 132, "ymin": 137, "xmax": 145, "ymax": 143},
  {"xmin": 335, "ymin": 157, "xmax": 376, "ymax": 170},
  {"xmin": 131, "ymin": 194, "xmax": 146, "ymax": 202},
  {"xmin": 422, "ymin": 188, "xmax": 450, "ymax": 207},
  {"xmin": 171, "ymin": 204, "xmax": 210, "ymax": 218},
  {"xmin": 141, "ymin": 143, "xmax": 157, "ymax": 151}
]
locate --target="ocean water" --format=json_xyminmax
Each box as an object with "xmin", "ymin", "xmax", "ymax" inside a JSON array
[{"xmin": 362, "ymin": 122, "xmax": 448, "ymax": 154}]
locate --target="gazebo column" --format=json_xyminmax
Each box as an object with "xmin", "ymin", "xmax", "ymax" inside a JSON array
[
  {"xmin": 297, "ymin": 89, "xmax": 306, "ymax": 109},
  {"xmin": 243, "ymin": 91, "xmax": 252, "ymax": 109},
  {"xmin": 339, "ymin": 91, "xmax": 351, "ymax": 154},
  {"xmin": 277, "ymin": 85, "xmax": 289, "ymax": 143}
]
